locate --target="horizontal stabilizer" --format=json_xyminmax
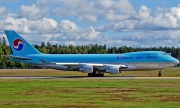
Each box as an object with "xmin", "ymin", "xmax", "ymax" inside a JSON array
[{"xmin": 2, "ymin": 55, "xmax": 32, "ymax": 60}]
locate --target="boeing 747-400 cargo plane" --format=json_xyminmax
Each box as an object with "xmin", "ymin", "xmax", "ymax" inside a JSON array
[{"xmin": 3, "ymin": 30, "xmax": 179, "ymax": 77}]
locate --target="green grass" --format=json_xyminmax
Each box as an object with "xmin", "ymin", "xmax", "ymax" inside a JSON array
[
  {"xmin": 0, "ymin": 79, "xmax": 179, "ymax": 108},
  {"xmin": 0, "ymin": 69, "xmax": 180, "ymax": 107}
]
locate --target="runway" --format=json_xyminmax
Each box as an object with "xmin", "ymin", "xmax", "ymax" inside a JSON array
[{"xmin": 0, "ymin": 76, "xmax": 180, "ymax": 79}]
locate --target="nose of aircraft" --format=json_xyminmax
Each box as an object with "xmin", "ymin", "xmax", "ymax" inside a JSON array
[{"xmin": 173, "ymin": 57, "xmax": 179, "ymax": 64}]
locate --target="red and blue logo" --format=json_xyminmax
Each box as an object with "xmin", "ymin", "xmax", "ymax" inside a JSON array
[{"xmin": 13, "ymin": 39, "xmax": 24, "ymax": 51}]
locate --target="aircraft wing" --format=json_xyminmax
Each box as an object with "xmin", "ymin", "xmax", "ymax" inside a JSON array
[
  {"xmin": 2, "ymin": 55, "xmax": 32, "ymax": 60},
  {"xmin": 40, "ymin": 59, "xmax": 126, "ymax": 67},
  {"xmin": 39, "ymin": 59, "xmax": 128, "ymax": 72}
]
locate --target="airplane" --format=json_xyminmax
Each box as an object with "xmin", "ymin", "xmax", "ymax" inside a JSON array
[{"xmin": 3, "ymin": 30, "xmax": 179, "ymax": 77}]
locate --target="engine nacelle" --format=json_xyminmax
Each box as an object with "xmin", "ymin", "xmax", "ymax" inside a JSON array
[
  {"xmin": 106, "ymin": 66, "xmax": 120, "ymax": 74},
  {"xmin": 79, "ymin": 65, "xmax": 93, "ymax": 73}
]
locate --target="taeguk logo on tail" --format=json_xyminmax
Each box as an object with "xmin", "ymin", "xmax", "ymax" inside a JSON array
[{"xmin": 13, "ymin": 39, "xmax": 24, "ymax": 51}]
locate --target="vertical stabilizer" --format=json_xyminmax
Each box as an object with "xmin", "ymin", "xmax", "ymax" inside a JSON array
[{"xmin": 4, "ymin": 30, "xmax": 41, "ymax": 55}]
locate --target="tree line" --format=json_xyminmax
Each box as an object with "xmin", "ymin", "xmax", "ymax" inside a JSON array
[{"xmin": 0, "ymin": 37, "xmax": 180, "ymax": 68}]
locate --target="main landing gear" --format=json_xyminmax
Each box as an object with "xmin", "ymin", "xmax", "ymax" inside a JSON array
[
  {"xmin": 87, "ymin": 70, "xmax": 104, "ymax": 77},
  {"xmin": 158, "ymin": 70, "xmax": 162, "ymax": 77},
  {"xmin": 88, "ymin": 73, "xmax": 104, "ymax": 77}
]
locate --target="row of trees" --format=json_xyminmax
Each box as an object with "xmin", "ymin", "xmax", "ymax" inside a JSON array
[{"xmin": 0, "ymin": 37, "xmax": 180, "ymax": 68}]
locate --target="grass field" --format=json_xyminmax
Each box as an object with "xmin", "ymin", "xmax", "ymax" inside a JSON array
[
  {"xmin": 0, "ymin": 68, "xmax": 180, "ymax": 77},
  {"xmin": 0, "ymin": 79, "xmax": 179, "ymax": 108},
  {"xmin": 0, "ymin": 68, "xmax": 180, "ymax": 108}
]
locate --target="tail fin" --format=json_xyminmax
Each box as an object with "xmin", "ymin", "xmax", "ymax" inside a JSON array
[{"xmin": 4, "ymin": 30, "xmax": 41, "ymax": 55}]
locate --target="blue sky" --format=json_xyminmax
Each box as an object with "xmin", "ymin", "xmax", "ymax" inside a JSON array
[
  {"xmin": 0, "ymin": 0, "xmax": 180, "ymax": 47},
  {"xmin": 130, "ymin": 0, "xmax": 179, "ymax": 10}
]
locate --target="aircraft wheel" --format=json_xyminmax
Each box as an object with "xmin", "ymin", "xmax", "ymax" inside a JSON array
[
  {"xmin": 158, "ymin": 73, "xmax": 161, "ymax": 77},
  {"xmin": 90, "ymin": 73, "xmax": 97, "ymax": 77},
  {"xmin": 92, "ymin": 73, "xmax": 96, "ymax": 77},
  {"xmin": 100, "ymin": 74, "xmax": 104, "ymax": 77},
  {"xmin": 87, "ymin": 73, "xmax": 104, "ymax": 77},
  {"xmin": 96, "ymin": 74, "xmax": 104, "ymax": 77},
  {"xmin": 158, "ymin": 71, "xmax": 161, "ymax": 77},
  {"xmin": 88, "ymin": 73, "xmax": 92, "ymax": 77}
]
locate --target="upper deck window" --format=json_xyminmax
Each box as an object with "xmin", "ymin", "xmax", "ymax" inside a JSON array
[{"xmin": 167, "ymin": 53, "xmax": 171, "ymax": 56}]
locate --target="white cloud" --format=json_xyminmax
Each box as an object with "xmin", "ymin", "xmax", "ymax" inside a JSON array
[
  {"xmin": 99, "ymin": 4, "xmax": 180, "ymax": 32},
  {"xmin": 30, "ymin": 18, "xmax": 58, "ymax": 33},
  {"xmin": 97, "ymin": 0, "xmax": 114, "ymax": 8},
  {"xmin": 152, "ymin": 5, "xmax": 180, "ymax": 29},
  {"xmin": 0, "ymin": 6, "xmax": 6, "ymax": 14},
  {"xmin": 0, "ymin": 6, "xmax": 15, "ymax": 18},
  {"xmin": 96, "ymin": 0, "xmax": 135, "ymax": 14},
  {"xmin": 1, "ymin": 0, "xmax": 180, "ymax": 47},
  {"xmin": 113, "ymin": 20, "xmax": 136, "ymax": 30},
  {"xmin": 0, "ymin": 17, "xmax": 31, "ymax": 33},
  {"xmin": 19, "ymin": 4, "xmax": 40, "ymax": 19},
  {"xmin": 57, "ymin": 20, "xmax": 79, "ymax": 33},
  {"xmin": 79, "ymin": 15, "xmax": 97, "ymax": 22},
  {"xmin": 0, "ymin": 17, "xmax": 58, "ymax": 34},
  {"xmin": 136, "ymin": 5, "xmax": 151, "ymax": 20},
  {"xmin": 105, "ymin": 11, "xmax": 130, "ymax": 21},
  {"xmin": 18, "ymin": 4, "xmax": 49, "ymax": 20},
  {"xmin": 36, "ymin": 0, "xmax": 49, "ymax": 6},
  {"xmin": 0, "ymin": 16, "xmax": 105, "ymax": 45},
  {"xmin": 52, "ymin": 0, "xmax": 135, "ymax": 22},
  {"xmin": 81, "ymin": 26, "xmax": 103, "ymax": 41}
]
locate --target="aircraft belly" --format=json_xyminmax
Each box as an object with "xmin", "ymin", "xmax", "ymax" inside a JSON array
[
  {"xmin": 127, "ymin": 62, "xmax": 175, "ymax": 70},
  {"xmin": 137, "ymin": 63, "xmax": 160, "ymax": 70}
]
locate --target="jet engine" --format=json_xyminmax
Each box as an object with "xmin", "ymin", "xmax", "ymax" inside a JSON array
[
  {"xmin": 79, "ymin": 65, "xmax": 93, "ymax": 73},
  {"xmin": 106, "ymin": 66, "xmax": 120, "ymax": 74}
]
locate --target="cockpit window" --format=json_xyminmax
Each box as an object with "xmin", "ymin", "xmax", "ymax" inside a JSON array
[
  {"xmin": 167, "ymin": 53, "xmax": 171, "ymax": 56},
  {"xmin": 163, "ymin": 53, "xmax": 171, "ymax": 56}
]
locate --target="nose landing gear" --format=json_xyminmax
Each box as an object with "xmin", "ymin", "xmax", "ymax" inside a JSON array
[{"xmin": 158, "ymin": 70, "xmax": 162, "ymax": 77}]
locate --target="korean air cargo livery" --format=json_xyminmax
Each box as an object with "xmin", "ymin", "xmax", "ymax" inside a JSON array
[{"xmin": 4, "ymin": 30, "xmax": 179, "ymax": 77}]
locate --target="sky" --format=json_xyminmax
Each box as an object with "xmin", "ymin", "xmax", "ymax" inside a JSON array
[{"xmin": 0, "ymin": 0, "xmax": 180, "ymax": 47}]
